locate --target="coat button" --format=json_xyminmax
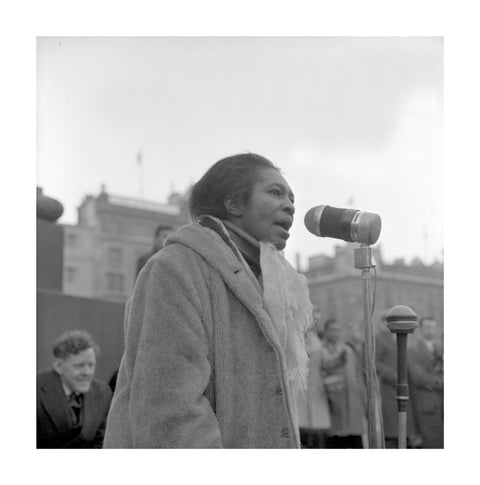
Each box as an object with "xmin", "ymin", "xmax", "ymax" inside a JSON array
[{"xmin": 274, "ymin": 385, "xmax": 283, "ymax": 396}]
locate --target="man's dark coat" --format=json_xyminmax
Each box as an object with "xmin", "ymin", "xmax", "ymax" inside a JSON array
[
  {"xmin": 408, "ymin": 338, "xmax": 444, "ymax": 448},
  {"xmin": 37, "ymin": 370, "xmax": 112, "ymax": 448}
]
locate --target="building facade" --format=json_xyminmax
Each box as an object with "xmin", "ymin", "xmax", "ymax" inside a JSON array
[
  {"xmin": 304, "ymin": 244, "xmax": 444, "ymax": 333},
  {"xmin": 62, "ymin": 187, "xmax": 189, "ymax": 303}
]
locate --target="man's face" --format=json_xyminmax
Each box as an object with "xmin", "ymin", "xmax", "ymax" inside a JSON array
[
  {"xmin": 54, "ymin": 347, "xmax": 97, "ymax": 394},
  {"xmin": 154, "ymin": 229, "xmax": 174, "ymax": 250},
  {"xmin": 325, "ymin": 322, "xmax": 342, "ymax": 344},
  {"xmin": 421, "ymin": 319, "xmax": 438, "ymax": 341},
  {"xmin": 233, "ymin": 168, "xmax": 295, "ymax": 250}
]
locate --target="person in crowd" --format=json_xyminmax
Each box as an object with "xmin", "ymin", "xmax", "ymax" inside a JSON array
[
  {"xmin": 375, "ymin": 314, "xmax": 419, "ymax": 448},
  {"xmin": 343, "ymin": 320, "xmax": 364, "ymax": 359},
  {"xmin": 320, "ymin": 318, "xmax": 367, "ymax": 448},
  {"xmin": 37, "ymin": 330, "xmax": 112, "ymax": 448},
  {"xmin": 103, "ymin": 153, "xmax": 313, "ymax": 448},
  {"xmin": 136, "ymin": 224, "xmax": 174, "ymax": 277},
  {"xmin": 108, "ymin": 368, "xmax": 119, "ymax": 393},
  {"xmin": 408, "ymin": 316, "xmax": 444, "ymax": 448},
  {"xmin": 297, "ymin": 323, "xmax": 331, "ymax": 448}
]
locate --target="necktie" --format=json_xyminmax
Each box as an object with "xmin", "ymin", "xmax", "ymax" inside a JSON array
[{"xmin": 68, "ymin": 392, "xmax": 83, "ymax": 427}]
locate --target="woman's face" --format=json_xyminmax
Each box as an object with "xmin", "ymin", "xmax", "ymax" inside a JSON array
[
  {"xmin": 232, "ymin": 167, "xmax": 295, "ymax": 250},
  {"xmin": 325, "ymin": 322, "xmax": 342, "ymax": 344}
]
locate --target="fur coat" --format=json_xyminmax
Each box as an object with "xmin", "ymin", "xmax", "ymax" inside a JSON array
[{"xmin": 103, "ymin": 221, "xmax": 304, "ymax": 448}]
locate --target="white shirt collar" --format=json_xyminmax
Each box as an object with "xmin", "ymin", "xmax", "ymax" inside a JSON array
[
  {"xmin": 424, "ymin": 339, "xmax": 435, "ymax": 353},
  {"xmin": 60, "ymin": 379, "xmax": 73, "ymax": 397}
]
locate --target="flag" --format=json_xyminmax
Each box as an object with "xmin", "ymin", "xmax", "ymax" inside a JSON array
[{"xmin": 136, "ymin": 151, "xmax": 142, "ymax": 165}]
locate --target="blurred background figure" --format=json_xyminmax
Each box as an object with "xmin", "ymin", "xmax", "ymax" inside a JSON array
[
  {"xmin": 108, "ymin": 368, "xmax": 119, "ymax": 393},
  {"xmin": 408, "ymin": 316, "xmax": 444, "ymax": 448},
  {"xmin": 343, "ymin": 320, "xmax": 364, "ymax": 359},
  {"xmin": 297, "ymin": 320, "xmax": 331, "ymax": 448},
  {"xmin": 375, "ymin": 314, "xmax": 418, "ymax": 448},
  {"xmin": 320, "ymin": 319, "xmax": 367, "ymax": 448},
  {"xmin": 37, "ymin": 330, "xmax": 112, "ymax": 448},
  {"xmin": 136, "ymin": 224, "xmax": 174, "ymax": 277}
]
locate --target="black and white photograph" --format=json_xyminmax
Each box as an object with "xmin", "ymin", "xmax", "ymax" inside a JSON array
[
  {"xmin": 36, "ymin": 35, "xmax": 443, "ymax": 451},
  {"xmin": 3, "ymin": 0, "xmax": 479, "ymax": 483}
]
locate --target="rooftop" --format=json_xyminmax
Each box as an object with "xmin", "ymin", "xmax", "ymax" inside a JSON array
[{"xmin": 106, "ymin": 194, "xmax": 181, "ymax": 215}]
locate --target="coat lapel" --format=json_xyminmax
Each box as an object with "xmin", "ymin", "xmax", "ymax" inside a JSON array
[
  {"xmin": 173, "ymin": 222, "xmax": 283, "ymax": 351},
  {"xmin": 39, "ymin": 372, "xmax": 73, "ymax": 436}
]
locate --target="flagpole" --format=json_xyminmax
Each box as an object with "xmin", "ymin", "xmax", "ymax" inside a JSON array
[{"xmin": 137, "ymin": 151, "xmax": 144, "ymax": 198}]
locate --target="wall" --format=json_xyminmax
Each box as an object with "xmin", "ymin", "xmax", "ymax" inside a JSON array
[
  {"xmin": 37, "ymin": 219, "xmax": 63, "ymax": 291},
  {"xmin": 37, "ymin": 289, "xmax": 125, "ymax": 382}
]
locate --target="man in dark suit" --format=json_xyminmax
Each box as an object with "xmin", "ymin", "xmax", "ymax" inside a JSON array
[
  {"xmin": 37, "ymin": 330, "xmax": 112, "ymax": 448},
  {"xmin": 408, "ymin": 317, "xmax": 444, "ymax": 448},
  {"xmin": 136, "ymin": 224, "xmax": 174, "ymax": 277}
]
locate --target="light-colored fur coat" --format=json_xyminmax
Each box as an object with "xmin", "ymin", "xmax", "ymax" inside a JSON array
[{"xmin": 103, "ymin": 222, "xmax": 302, "ymax": 448}]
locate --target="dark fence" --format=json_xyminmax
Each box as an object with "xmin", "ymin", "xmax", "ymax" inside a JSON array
[{"xmin": 37, "ymin": 289, "xmax": 125, "ymax": 383}]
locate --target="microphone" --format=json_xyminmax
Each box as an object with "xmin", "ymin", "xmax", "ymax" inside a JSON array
[{"xmin": 304, "ymin": 205, "xmax": 381, "ymax": 245}]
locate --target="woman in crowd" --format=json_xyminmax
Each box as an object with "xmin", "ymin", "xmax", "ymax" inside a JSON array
[
  {"xmin": 103, "ymin": 153, "xmax": 313, "ymax": 448},
  {"xmin": 320, "ymin": 318, "xmax": 367, "ymax": 448},
  {"xmin": 296, "ymin": 322, "xmax": 331, "ymax": 448}
]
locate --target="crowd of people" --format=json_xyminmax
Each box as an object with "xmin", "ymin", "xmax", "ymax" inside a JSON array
[
  {"xmin": 298, "ymin": 315, "xmax": 444, "ymax": 449},
  {"xmin": 36, "ymin": 316, "xmax": 443, "ymax": 449},
  {"xmin": 37, "ymin": 153, "xmax": 443, "ymax": 449}
]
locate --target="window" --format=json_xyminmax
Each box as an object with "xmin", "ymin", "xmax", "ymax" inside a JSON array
[
  {"xmin": 106, "ymin": 272, "xmax": 125, "ymax": 292},
  {"xmin": 66, "ymin": 233, "xmax": 78, "ymax": 247},
  {"xmin": 107, "ymin": 247, "xmax": 123, "ymax": 267},
  {"xmin": 65, "ymin": 266, "xmax": 76, "ymax": 283}
]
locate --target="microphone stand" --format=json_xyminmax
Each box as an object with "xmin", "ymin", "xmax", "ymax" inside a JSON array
[
  {"xmin": 353, "ymin": 244, "xmax": 382, "ymax": 448},
  {"xmin": 385, "ymin": 306, "xmax": 418, "ymax": 448}
]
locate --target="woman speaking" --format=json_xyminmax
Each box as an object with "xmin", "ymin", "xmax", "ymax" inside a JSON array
[{"xmin": 103, "ymin": 153, "xmax": 312, "ymax": 448}]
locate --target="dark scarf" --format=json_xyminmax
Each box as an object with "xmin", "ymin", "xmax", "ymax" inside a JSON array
[{"xmin": 199, "ymin": 217, "xmax": 261, "ymax": 278}]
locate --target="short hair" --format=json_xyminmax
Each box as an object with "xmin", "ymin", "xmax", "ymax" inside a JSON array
[
  {"xmin": 154, "ymin": 224, "xmax": 173, "ymax": 238},
  {"xmin": 52, "ymin": 330, "xmax": 99, "ymax": 359},
  {"xmin": 189, "ymin": 153, "xmax": 279, "ymax": 221}
]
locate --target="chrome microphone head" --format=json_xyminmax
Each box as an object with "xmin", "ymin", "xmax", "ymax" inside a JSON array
[
  {"xmin": 304, "ymin": 205, "xmax": 326, "ymax": 237},
  {"xmin": 304, "ymin": 205, "xmax": 382, "ymax": 245}
]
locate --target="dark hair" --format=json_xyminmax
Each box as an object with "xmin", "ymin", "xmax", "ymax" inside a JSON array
[
  {"xmin": 324, "ymin": 318, "xmax": 339, "ymax": 330},
  {"xmin": 189, "ymin": 153, "xmax": 278, "ymax": 220},
  {"xmin": 154, "ymin": 225, "xmax": 173, "ymax": 238},
  {"xmin": 52, "ymin": 329, "xmax": 99, "ymax": 359},
  {"xmin": 419, "ymin": 316, "xmax": 436, "ymax": 327}
]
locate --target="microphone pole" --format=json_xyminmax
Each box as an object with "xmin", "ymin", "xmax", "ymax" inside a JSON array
[
  {"xmin": 305, "ymin": 205, "xmax": 384, "ymax": 448},
  {"xmin": 353, "ymin": 244, "xmax": 382, "ymax": 448},
  {"xmin": 385, "ymin": 305, "xmax": 418, "ymax": 448}
]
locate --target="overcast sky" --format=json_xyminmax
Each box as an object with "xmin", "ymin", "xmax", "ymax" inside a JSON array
[{"xmin": 37, "ymin": 36, "xmax": 443, "ymax": 267}]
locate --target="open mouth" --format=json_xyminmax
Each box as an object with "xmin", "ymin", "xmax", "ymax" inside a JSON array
[
  {"xmin": 275, "ymin": 219, "xmax": 292, "ymax": 232},
  {"xmin": 274, "ymin": 219, "xmax": 292, "ymax": 240}
]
